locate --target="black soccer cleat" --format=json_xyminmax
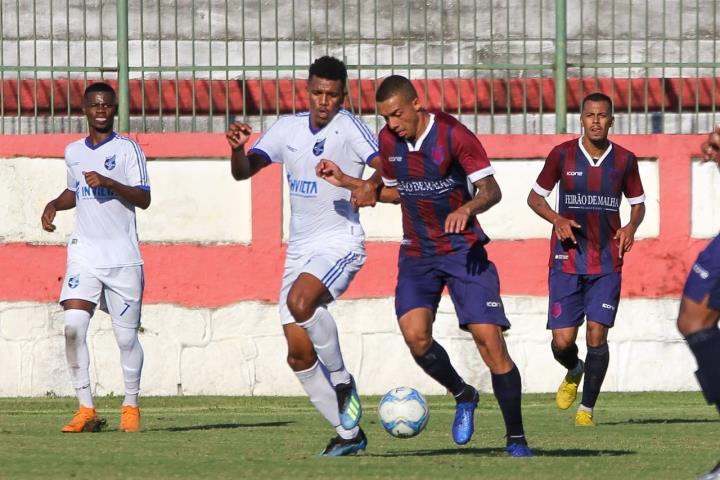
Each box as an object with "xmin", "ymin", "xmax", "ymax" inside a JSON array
[{"xmin": 320, "ymin": 428, "xmax": 368, "ymax": 457}]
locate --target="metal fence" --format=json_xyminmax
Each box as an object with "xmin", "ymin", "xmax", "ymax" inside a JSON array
[{"xmin": 0, "ymin": 0, "xmax": 717, "ymax": 135}]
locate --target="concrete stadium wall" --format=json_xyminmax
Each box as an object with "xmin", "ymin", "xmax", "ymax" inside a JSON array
[{"xmin": 0, "ymin": 133, "xmax": 716, "ymax": 396}]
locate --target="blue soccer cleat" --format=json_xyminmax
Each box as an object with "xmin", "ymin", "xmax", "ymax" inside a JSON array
[
  {"xmin": 452, "ymin": 388, "xmax": 479, "ymax": 445},
  {"xmin": 506, "ymin": 442, "xmax": 534, "ymax": 457},
  {"xmin": 320, "ymin": 428, "xmax": 367, "ymax": 457},
  {"xmin": 335, "ymin": 376, "xmax": 362, "ymax": 430}
]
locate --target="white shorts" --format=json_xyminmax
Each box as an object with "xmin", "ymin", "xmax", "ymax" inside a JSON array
[
  {"xmin": 279, "ymin": 242, "xmax": 367, "ymax": 325},
  {"xmin": 59, "ymin": 260, "xmax": 144, "ymax": 328}
]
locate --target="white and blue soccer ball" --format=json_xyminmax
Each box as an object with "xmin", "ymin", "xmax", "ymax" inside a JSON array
[{"xmin": 378, "ymin": 387, "xmax": 429, "ymax": 438}]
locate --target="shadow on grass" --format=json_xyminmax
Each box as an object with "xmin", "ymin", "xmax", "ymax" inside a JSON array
[
  {"xmin": 147, "ymin": 421, "xmax": 294, "ymax": 432},
  {"xmin": 602, "ymin": 417, "xmax": 720, "ymax": 426},
  {"xmin": 369, "ymin": 447, "xmax": 635, "ymax": 458}
]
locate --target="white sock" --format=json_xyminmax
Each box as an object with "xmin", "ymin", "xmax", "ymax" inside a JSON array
[
  {"xmin": 112, "ymin": 323, "xmax": 144, "ymax": 406},
  {"xmin": 294, "ymin": 361, "xmax": 342, "ymax": 428},
  {"xmin": 64, "ymin": 309, "xmax": 94, "ymax": 408},
  {"xmin": 297, "ymin": 308, "xmax": 351, "ymax": 386},
  {"xmin": 578, "ymin": 404, "xmax": 593, "ymax": 414},
  {"xmin": 336, "ymin": 425, "xmax": 360, "ymax": 440}
]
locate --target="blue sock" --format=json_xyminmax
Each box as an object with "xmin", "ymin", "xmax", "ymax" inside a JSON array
[
  {"xmin": 413, "ymin": 340, "xmax": 466, "ymax": 396},
  {"xmin": 491, "ymin": 364, "xmax": 526, "ymax": 444},
  {"xmin": 581, "ymin": 343, "xmax": 609, "ymax": 409},
  {"xmin": 685, "ymin": 326, "xmax": 720, "ymax": 412}
]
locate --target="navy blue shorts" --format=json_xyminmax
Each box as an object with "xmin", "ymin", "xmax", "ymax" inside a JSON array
[
  {"xmin": 683, "ymin": 235, "xmax": 720, "ymax": 310},
  {"xmin": 547, "ymin": 270, "xmax": 622, "ymax": 329},
  {"xmin": 395, "ymin": 245, "xmax": 511, "ymax": 330}
]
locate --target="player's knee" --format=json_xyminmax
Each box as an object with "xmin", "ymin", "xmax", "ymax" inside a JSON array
[
  {"xmin": 286, "ymin": 351, "xmax": 317, "ymax": 372},
  {"xmin": 286, "ymin": 293, "xmax": 315, "ymax": 323},
  {"xmin": 402, "ymin": 331, "xmax": 432, "ymax": 357},
  {"xmin": 552, "ymin": 337, "xmax": 574, "ymax": 352}
]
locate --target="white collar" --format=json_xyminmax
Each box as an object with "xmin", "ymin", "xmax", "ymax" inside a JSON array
[
  {"xmin": 406, "ymin": 113, "xmax": 435, "ymax": 152},
  {"xmin": 578, "ymin": 136, "xmax": 612, "ymax": 167}
]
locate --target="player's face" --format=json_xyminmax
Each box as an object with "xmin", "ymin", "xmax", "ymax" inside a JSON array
[
  {"xmin": 83, "ymin": 91, "xmax": 116, "ymax": 133},
  {"xmin": 308, "ymin": 75, "xmax": 345, "ymax": 129},
  {"xmin": 378, "ymin": 94, "xmax": 422, "ymax": 140},
  {"xmin": 581, "ymin": 100, "xmax": 613, "ymax": 142}
]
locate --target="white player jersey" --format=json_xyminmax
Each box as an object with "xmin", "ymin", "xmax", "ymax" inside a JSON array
[
  {"xmin": 64, "ymin": 132, "xmax": 150, "ymax": 268},
  {"xmin": 249, "ymin": 109, "xmax": 378, "ymax": 247}
]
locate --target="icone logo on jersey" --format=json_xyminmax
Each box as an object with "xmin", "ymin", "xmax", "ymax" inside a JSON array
[
  {"xmin": 486, "ymin": 301, "xmax": 502, "ymax": 308},
  {"xmin": 286, "ymin": 174, "xmax": 318, "ymax": 197},
  {"xmin": 693, "ymin": 263, "xmax": 710, "ymax": 280},
  {"xmin": 313, "ymin": 138, "xmax": 326, "ymax": 156},
  {"xmin": 104, "ymin": 154, "xmax": 116, "ymax": 170},
  {"xmin": 601, "ymin": 303, "xmax": 615, "ymax": 310},
  {"xmin": 566, "ymin": 171, "xmax": 583, "ymax": 176},
  {"xmin": 388, "ymin": 156, "xmax": 403, "ymax": 162}
]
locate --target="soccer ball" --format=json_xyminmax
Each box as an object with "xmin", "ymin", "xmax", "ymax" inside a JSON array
[{"xmin": 378, "ymin": 387, "xmax": 429, "ymax": 438}]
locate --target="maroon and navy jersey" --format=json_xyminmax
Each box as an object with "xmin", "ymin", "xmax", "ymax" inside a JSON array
[
  {"xmin": 533, "ymin": 138, "xmax": 646, "ymax": 274},
  {"xmin": 379, "ymin": 112, "xmax": 494, "ymax": 257}
]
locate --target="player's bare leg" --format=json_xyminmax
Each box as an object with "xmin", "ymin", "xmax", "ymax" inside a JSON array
[
  {"xmin": 551, "ymin": 326, "xmax": 584, "ymax": 411},
  {"xmin": 468, "ymin": 324, "xmax": 531, "ymax": 456},
  {"xmin": 575, "ymin": 321, "xmax": 610, "ymax": 426},
  {"xmin": 60, "ymin": 299, "xmax": 105, "ymax": 433},
  {"xmin": 399, "ymin": 308, "xmax": 478, "ymax": 445}
]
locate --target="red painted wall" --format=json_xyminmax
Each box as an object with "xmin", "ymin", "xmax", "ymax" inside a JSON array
[{"xmin": 0, "ymin": 133, "xmax": 710, "ymax": 307}]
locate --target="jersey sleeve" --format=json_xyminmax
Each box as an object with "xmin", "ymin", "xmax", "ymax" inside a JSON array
[
  {"xmin": 248, "ymin": 118, "xmax": 286, "ymax": 164},
  {"xmin": 623, "ymin": 153, "xmax": 646, "ymax": 204},
  {"xmin": 124, "ymin": 140, "xmax": 151, "ymax": 190},
  {"xmin": 450, "ymin": 123, "xmax": 494, "ymax": 182},
  {"xmin": 345, "ymin": 114, "xmax": 379, "ymax": 165},
  {"xmin": 533, "ymin": 146, "xmax": 562, "ymax": 197},
  {"xmin": 378, "ymin": 129, "xmax": 397, "ymax": 187},
  {"xmin": 65, "ymin": 145, "xmax": 78, "ymax": 191}
]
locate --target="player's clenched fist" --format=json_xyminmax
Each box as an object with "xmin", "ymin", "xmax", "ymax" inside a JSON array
[
  {"xmin": 315, "ymin": 159, "xmax": 346, "ymax": 187},
  {"xmin": 700, "ymin": 124, "xmax": 720, "ymax": 166},
  {"xmin": 226, "ymin": 122, "xmax": 252, "ymax": 150},
  {"xmin": 41, "ymin": 202, "xmax": 57, "ymax": 232},
  {"xmin": 83, "ymin": 170, "xmax": 111, "ymax": 188}
]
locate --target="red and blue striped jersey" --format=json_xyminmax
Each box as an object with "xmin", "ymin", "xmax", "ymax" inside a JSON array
[
  {"xmin": 533, "ymin": 138, "xmax": 646, "ymax": 274},
  {"xmin": 379, "ymin": 111, "xmax": 495, "ymax": 257}
]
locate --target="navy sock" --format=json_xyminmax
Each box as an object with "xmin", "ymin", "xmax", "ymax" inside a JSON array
[
  {"xmin": 412, "ymin": 340, "xmax": 466, "ymax": 396},
  {"xmin": 685, "ymin": 326, "xmax": 720, "ymax": 412},
  {"xmin": 581, "ymin": 343, "xmax": 609, "ymax": 409},
  {"xmin": 551, "ymin": 341, "xmax": 580, "ymax": 371},
  {"xmin": 491, "ymin": 364, "xmax": 526, "ymax": 443}
]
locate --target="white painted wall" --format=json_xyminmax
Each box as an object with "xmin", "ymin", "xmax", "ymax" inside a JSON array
[
  {"xmin": 0, "ymin": 296, "xmax": 698, "ymax": 397},
  {"xmin": 1, "ymin": 157, "xmax": 252, "ymax": 244}
]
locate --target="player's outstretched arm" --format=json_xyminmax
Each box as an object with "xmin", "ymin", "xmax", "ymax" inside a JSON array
[
  {"xmin": 527, "ymin": 189, "xmax": 580, "ymax": 244},
  {"xmin": 614, "ymin": 202, "xmax": 645, "ymax": 258},
  {"xmin": 83, "ymin": 171, "xmax": 151, "ymax": 209},
  {"xmin": 226, "ymin": 122, "xmax": 268, "ymax": 180},
  {"xmin": 41, "ymin": 189, "xmax": 76, "ymax": 232}
]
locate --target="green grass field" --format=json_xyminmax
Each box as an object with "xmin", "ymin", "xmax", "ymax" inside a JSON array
[{"xmin": 0, "ymin": 392, "xmax": 716, "ymax": 479}]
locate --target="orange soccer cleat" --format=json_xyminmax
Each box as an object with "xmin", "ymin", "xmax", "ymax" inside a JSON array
[
  {"xmin": 120, "ymin": 405, "xmax": 141, "ymax": 432},
  {"xmin": 61, "ymin": 405, "xmax": 105, "ymax": 433}
]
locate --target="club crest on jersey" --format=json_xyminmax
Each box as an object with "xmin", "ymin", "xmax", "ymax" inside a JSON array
[
  {"xmin": 104, "ymin": 155, "xmax": 116, "ymax": 170},
  {"xmin": 313, "ymin": 138, "xmax": 326, "ymax": 156},
  {"xmin": 431, "ymin": 145, "xmax": 446, "ymax": 165},
  {"xmin": 68, "ymin": 275, "xmax": 80, "ymax": 289}
]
